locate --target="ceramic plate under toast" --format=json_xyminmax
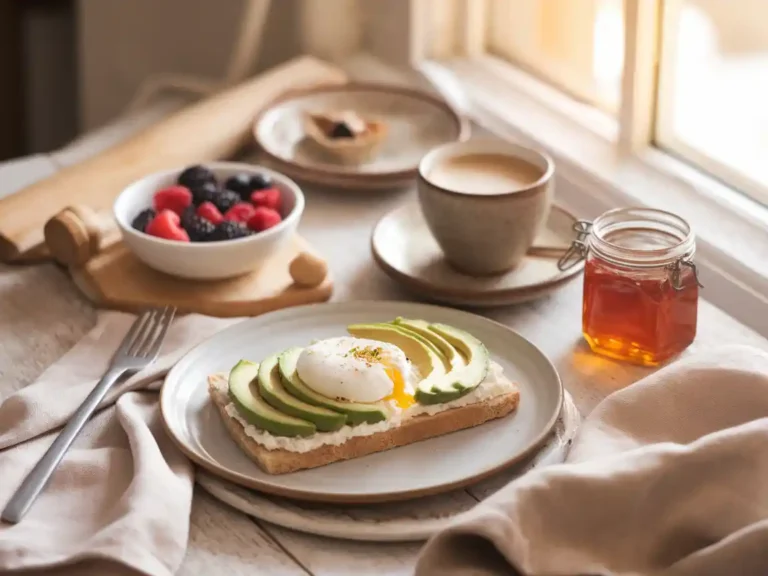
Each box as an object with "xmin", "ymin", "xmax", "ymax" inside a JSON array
[
  {"xmin": 372, "ymin": 203, "xmax": 585, "ymax": 307},
  {"xmin": 195, "ymin": 392, "xmax": 581, "ymax": 541},
  {"xmin": 160, "ymin": 301, "xmax": 563, "ymax": 503},
  {"xmin": 252, "ymin": 83, "xmax": 469, "ymax": 190}
]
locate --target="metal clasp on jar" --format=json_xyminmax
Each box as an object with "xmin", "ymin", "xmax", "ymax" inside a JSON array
[
  {"xmin": 557, "ymin": 218, "xmax": 705, "ymax": 290},
  {"xmin": 557, "ymin": 220, "xmax": 592, "ymax": 271},
  {"xmin": 667, "ymin": 257, "xmax": 704, "ymax": 291}
]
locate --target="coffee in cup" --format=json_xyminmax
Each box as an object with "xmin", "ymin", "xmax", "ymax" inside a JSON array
[
  {"xmin": 425, "ymin": 153, "xmax": 544, "ymax": 196},
  {"xmin": 417, "ymin": 139, "xmax": 554, "ymax": 275}
]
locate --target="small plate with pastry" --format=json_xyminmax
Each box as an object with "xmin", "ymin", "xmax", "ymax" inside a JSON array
[
  {"xmin": 253, "ymin": 83, "xmax": 470, "ymax": 190},
  {"xmin": 160, "ymin": 301, "xmax": 562, "ymax": 503},
  {"xmin": 302, "ymin": 109, "xmax": 388, "ymax": 165}
]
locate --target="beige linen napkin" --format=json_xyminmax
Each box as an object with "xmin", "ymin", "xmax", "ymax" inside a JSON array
[
  {"xmin": 0, "ymin": 311, "xmax": 239, "ymax": 576},
  {"xmin": 416, "ymin": 345, "xmax": 768, "ymax": 576}
]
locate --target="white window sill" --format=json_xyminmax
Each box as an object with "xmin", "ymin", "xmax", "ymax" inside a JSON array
[{"xmin": 341, "ymin": 53, "xmax": 768, "ymax": 338}]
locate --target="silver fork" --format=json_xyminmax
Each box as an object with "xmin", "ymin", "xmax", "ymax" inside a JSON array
[{"xmin": 1, "ymin": 306, "xmax": 176, "ymax": 524}]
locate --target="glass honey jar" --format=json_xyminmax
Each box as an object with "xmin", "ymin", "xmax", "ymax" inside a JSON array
[{"xmin": 559, "ymin": 207, "xmax": 702, "ymax": 366}]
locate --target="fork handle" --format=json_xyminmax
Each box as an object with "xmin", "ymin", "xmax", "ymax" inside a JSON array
[{"xmin": 2, "ymin": 367, "xmax": 128, "ymax": 524}]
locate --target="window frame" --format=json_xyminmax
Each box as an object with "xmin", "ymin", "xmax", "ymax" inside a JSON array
[
  {"xmin": 653, "ymin": 0, "xmax": 768, "ymax": 207},
  {"xmin": 484, "ymin": 0, "xmax": 617, "ymax": 112}
]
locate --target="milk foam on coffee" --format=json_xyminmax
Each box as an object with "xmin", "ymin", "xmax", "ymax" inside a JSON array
[{"xmin": 426, "ymin": 153, "xmax": 542, "ymax": 195}]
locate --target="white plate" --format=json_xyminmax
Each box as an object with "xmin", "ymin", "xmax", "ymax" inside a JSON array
[
  {"xmin": 161, "ymin": 301, "xmax": 563, "ymax": 503},
  {"xmin": 372, "ymin": 203, "xmax": 585, "ymax": 307},
  {"xmin": 252, "ymin": 83, "xmax": 469, "ymax": 189},
  {"xmin": 196, "ymin": 391, "xmax": 581, "ymax": 542}
]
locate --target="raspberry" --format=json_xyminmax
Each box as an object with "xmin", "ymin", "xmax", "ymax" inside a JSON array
[
  {"xmin": 213, "ymin": 189, "xmax": 241, "ymax": 214},
  {"xmin": 146, "ymin": 209, "xmax": 190, "ymax": 242},
  {"xmin": 250, "ymin": 187, "xmax": 282, "ymax": 212},
  {"xmin": 131, "ymin": 208, "xmax": 156, "ymax": 233},
  {"xmin": 247, "ymin": 206, "xmax": 282, "ymax": 232},
  {"xmin": 209, "ymin": 221, "xmax": 251, "ymax": 242},
  {"xmin": 177, "ymin": 164, "xmax": 216, "ymax": 189},
  {"xmin": 190, "ymin": 181, "xmax": 219, "ymax": 206},
  {"xmin": 153, "ymin": 186, "xmax": 192, "ymax": 216},
  {"xmin": 224, "ymin": 202, "xmax": 257, "ymax": 223},
  {"xmin": 196, "ymin": 201, "xmax": 224, "ymax": 225}
]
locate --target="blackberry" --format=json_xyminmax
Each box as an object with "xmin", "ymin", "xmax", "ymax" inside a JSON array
[
  {"xmin": 330, "ymin": 122, "xmax": 354, "ymax": 138},
  {"xmin": 224, "ymin": 173, "xmax": 253, "ymax": 200},
  {"xmin": 131, "ymin": 208, "xmax": 156, "ymax": 233},
  {"xmin": 190, "ymin": 181, "xmax": 219, "ymax": 206},
  {"xmin": 180, "ymin": 206, "xmax": 196, "ymax": 228},
  {"xmin": 177, "ymin": 164, "xmax": 217, "ymax": 189},
  {"xmin": 209, "ymin": 221, "xmax": 251, "ymax": 242},
  {"xmin": 213, "ymin": 189, "xmax": 241, "ymax": 214},
  {"xmin": 182, "ymin": 212, "xmax": 216, "ymax": 242}
]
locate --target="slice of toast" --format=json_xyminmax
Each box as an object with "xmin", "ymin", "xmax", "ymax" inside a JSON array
[{"xmin": 207, "ymin": 374, "xmax": 520, "ymax": 475}]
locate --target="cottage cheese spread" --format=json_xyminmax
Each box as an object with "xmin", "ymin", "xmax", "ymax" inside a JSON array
[{"xmin": 218, "ymin": 361, "xmax": 516, "ymax": 453}]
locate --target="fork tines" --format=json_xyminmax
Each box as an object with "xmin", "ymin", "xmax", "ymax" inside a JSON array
[{"xmin": 117, "ymin": 306, "xmax": 177, "ymax": 360}]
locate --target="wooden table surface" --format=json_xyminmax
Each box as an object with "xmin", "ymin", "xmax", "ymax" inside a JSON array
[{"xmin": 2, "ymin": 106, "xmax": 768, "ymax": 576}]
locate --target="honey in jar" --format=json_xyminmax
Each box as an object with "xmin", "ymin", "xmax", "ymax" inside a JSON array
[{"xmin": 564, "ymin": 208, "xmax": 700, "ymax": 366}]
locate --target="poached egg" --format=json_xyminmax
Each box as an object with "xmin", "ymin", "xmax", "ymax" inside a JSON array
[{"xmin": 295, "ymin": 337, "xmax": 415, "ymax": 409}]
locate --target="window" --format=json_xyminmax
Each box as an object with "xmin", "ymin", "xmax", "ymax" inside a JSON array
[
  {"xmin": 487, "ymin": 0, "xmax": 625, "ymax": 112},
  {"xmin": 421, "ymin": 0, "xmax": 768, "ymax": 206},
  {"xmin": 656, "ymin": 0, "xmax": 768, "ymax": 198}
]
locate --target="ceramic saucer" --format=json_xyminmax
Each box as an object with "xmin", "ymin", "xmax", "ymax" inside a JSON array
[
  {"xmin": 371, "ymin": 203, "xmax": 585, "ymax": 306},
  {"xmin": 253, "ymin": 83, "xmax": 470, "ymax": 190}
]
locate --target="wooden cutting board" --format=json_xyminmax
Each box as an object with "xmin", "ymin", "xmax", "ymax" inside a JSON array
[
  {"xmin": 43, "ymin": 205, "xmax": 333, "ymax": 318},
  {"xmin": 0, "ymin": 56, "xmax": 347, "ymax": 263}
]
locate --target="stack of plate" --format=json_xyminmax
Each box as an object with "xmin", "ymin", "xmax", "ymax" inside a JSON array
[
  {"xmin": 252, "ymin": 83, "xmax": 470, "ymax": 190},
  {"xmin": 160, "ymin": 301, "xmax": 580, "ymax": 541}
]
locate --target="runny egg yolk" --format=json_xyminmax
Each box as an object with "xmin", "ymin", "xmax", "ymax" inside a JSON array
[{"xmin": 384, "ymin": 367, "xmax": 415, "ymax": 409}]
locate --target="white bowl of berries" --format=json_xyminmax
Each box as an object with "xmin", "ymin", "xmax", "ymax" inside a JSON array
[{"xmin": 114, "ymin": 161, "xmax": 304, "ymax": 280}]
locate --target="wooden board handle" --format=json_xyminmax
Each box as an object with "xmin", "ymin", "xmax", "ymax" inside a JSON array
[
  {"xmin": 44, "ymin": 206, "xmax": 119, "ymax": 267},
  {"xmin": 289, "ymin": 251, "xmax": 328, "ymax": 288},
  {"xmin": 0, "ymin": 56, "xmax": 347, "ymax": 262}
]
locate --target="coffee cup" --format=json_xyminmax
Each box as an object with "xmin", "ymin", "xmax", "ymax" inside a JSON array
[{"xmin": 417, "ymin": 139, "xmax": 554, "ymax": 276}]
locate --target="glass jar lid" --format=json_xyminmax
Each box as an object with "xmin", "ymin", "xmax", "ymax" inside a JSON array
[
  {"xmin": 557, "ymin": 207, "xmax": 703, "ymax": 290},
  {"xmin": 589, "ymin": 207, "xmax": 695, "ymax": 267}
]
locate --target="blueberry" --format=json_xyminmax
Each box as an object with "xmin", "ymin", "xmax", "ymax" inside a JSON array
[
  {"xmin": 224, "ymin": 173, "xmax": 253, "ymax": 199},
  {"xmin": 131, "ymin": 209, "xmax": 156, "ymax": 233},
  {"xmin": 330, "ymin": 122, "xmax": 354, "ymax": 139},
  {"xmin": 249, "ymin": 173, "xmax": 272, "ymax": 191},
  {"xmin": 213, "ymin": 189, "xmax": 240, "ymax": 214},
  {"xmin": 177, "ymin": 164, "xmax": 216, "ymax": 189},
  {"xmin": 209, "ymin": 221, "xmax": 251, "ymax": 242},
  {"xmin": 190, "ymin": 181, "xmax": 219, "ymax": 206}
]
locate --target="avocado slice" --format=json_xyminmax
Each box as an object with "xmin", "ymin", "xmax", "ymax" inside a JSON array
[
  {"xmin": 227, "ymin": 360, "xmax": 316, "ymax": 437},
  {"xmin": 347, "ymin": 322, "xmax": 448, "ymax": 403},
  {"xmin": 278, "ymin": 347, "xmax": 388, "ymax": 425},
  {"xmin": 393, "ymin": 317, "xmax": 466, "ymax": 370},
  {"xmin": 346, "ymin": 323, "xmax": 446, "ymax": 381},
  {"xmin": 257, "ymin": 354, "xmax": 347, "ymax": 432},
  {"xmin": 387, "ymin": 321, "xmax": 450, "ymax": 369},
  {"xmin": 415, "ymin": 323, "xmax": 491, "ymax": 405}
]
